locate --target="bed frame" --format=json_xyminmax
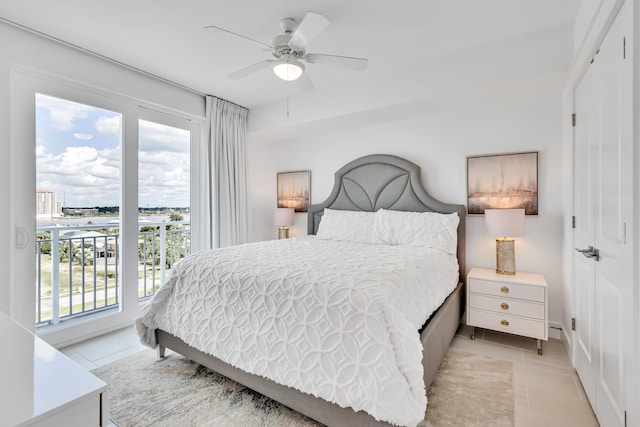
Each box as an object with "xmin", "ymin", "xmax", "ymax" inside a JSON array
[{"xmin": 156, "ymin": 154, "xmax": 466, "ymax": 426}]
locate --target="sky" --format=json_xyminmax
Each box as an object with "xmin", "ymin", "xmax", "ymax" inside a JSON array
[{"xmin": 36, "ymin": 93, "xmax": 190, "ymax": 208}]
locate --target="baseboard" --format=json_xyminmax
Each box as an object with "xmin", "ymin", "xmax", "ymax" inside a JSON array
[
  {"xmin": 548, "ymin": 321, "xmax": 563, "ymax": 340},
  {"xmin": 556, "ymin": 321, "xmax": 573, "ymax": 361}
]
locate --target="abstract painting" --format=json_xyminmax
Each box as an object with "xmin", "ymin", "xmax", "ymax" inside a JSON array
[
  {"xmin": 277, "ymin": 170, "xmax": 311, "ymax": 213},
  {"xmin": 467, "ymin": 151, "xmax": 538, "ymax": 215}
]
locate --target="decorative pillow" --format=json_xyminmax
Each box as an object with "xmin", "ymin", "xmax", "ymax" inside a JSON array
[
  {"xmin": 373, "ymin": 209, "xmax": 459, "ymax": 255},
  {"xmin": 315, "ymin": 208, "xmax": 377, "ymax": 244}
]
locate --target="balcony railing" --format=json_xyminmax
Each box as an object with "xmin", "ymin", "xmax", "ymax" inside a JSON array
[{"xmin": 35, "ymin": 221, "xmax": 190, "ymax": 326}]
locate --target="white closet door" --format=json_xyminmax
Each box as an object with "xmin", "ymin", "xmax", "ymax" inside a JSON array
[
  {"xmin": 593, "ymin": 4, "xmax": 633, "ymax": 425},
  {"xmin": 572, "ymin": 4, "xmax": 633, "ymax": 426},
  {"xmin": 573, "ymin": 51, "xmax": 598, "ymax": 406}
]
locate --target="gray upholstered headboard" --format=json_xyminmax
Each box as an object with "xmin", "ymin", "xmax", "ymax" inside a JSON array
[{"xmin": 307, "ymin": 154, "xmax": 466, "ymax": 280}]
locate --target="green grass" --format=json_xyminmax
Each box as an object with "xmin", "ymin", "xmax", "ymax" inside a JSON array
[
  {"xmin": 39, "ymin": 296, "xmax": 119, "ymax": 320},
  {"xmin": 37, "ymin": 267, "xmax": 165, "ymax": 322}
]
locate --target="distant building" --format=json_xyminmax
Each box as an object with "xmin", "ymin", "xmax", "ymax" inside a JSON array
[
  {"xmin": 36, "ymin": 189, "xmax": 63, "ymax": 219},
  {"xmin": 66, "ymin": 208, "xmax": 99, "ymax": 215}
]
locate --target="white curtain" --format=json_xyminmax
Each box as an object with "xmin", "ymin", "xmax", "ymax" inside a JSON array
[{"xmin": 205, "ymin": 96, "xmax": 249, "ymax": 248}]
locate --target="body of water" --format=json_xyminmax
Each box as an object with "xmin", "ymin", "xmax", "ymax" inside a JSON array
[{"xmin": 37, "ymin": 214, "xmax": 190, "ymax": 228}]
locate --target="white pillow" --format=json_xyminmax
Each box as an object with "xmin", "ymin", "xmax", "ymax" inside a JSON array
[
  {"xmin": 315, "ymin": 209, "xmax": 377, "ymax": 244},
  {"xmin": 373, "ymin": 209, "xmax": 459, "ymax": 255}
]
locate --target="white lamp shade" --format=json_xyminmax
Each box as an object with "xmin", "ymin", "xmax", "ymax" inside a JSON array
[
  {"xmin": 273, "ymin": 60, "xmax": 304, "ymax": 81},
  {"xmin": 272, "ymin": 208, "xmax": 295, "ymax": 227},
  {"xmin": 485, "ymin": 209, "xmax": 525, "ymax": 237}
]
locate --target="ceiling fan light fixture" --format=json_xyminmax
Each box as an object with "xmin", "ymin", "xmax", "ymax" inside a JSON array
[{"xmin": 273, "ymin": 59, "xmax": 304, "ymax": 81}]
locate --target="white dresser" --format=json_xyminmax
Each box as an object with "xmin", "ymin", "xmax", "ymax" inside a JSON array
[
  {"xmin": 466, "ymin": 267, "xmax": 548, "ymax": 355},
  {"xmin": 0, "ymin": 311, "xmax": 108, "ymax": 426}
]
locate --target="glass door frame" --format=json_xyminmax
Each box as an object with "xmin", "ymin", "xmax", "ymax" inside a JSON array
[
  {"xmin": 11, "ymin": 67, "xmax": 203, "ymax": 347},
  {"xmin": 137, "ymin": 107, "xmax": 202, "ymax": 291}
]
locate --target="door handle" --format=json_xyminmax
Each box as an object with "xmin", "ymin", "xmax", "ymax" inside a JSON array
[
  {"xmin": 575, "ymin": 246, "xmax": 600, "ymax": 261},
  {"xmin": 16, "ymin": 226, "xmax": 30, "ymax": 249}
]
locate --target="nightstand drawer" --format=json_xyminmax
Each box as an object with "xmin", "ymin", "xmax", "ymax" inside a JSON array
[
  {"xmin": 469, "ymin": 294, "xmax": 545, "ymax": 320},
  {"xmin": 469, "ymin": 309, "xmax": 546, "ymax": 339},
  {"xmin": 469, "ymin": 278, "xmax": 545, "ymax": 302}
]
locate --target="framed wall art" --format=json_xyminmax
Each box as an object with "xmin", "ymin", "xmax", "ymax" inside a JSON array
[
  {"xmin": 277, "ymin": 170, "xmax": 311, "ymax": 213},
  {"xmin": 467, "ymin": 151, "xmax": 538, "ymax": 215}
]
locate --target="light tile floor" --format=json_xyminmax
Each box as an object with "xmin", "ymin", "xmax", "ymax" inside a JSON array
[
  {"xmin": 60, "ymin": 326, "xmax": 148, "ymax": 370},
  {"xmin": 60, "ymin": 325, "xmax": 600, "ymax": 426},
  {"xmin": 453, "ymin": 325, "xmax": 599, "ymax": 427}
]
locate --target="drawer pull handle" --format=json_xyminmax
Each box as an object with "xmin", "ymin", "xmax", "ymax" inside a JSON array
[
  {"xmin": 500, "ymin": 320, "xmax": 510, "ymax": 327},
  {"xmin": 500, "ymin": 286, "xmax": 509, "ymax": 294},
  {"xmin": 501, "ymin": 303, "xmax": 509, "ymax": 310}
]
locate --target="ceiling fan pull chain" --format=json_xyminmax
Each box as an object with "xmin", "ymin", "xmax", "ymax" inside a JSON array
[{"xmin": 286, "ymin": 82, "xmax": 290, "ymax": 117}]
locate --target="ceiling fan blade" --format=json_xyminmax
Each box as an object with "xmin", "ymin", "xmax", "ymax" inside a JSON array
[
  {"xmin": 205, "ymin": 25, "xmax": 273, "ymax": 51},
  {"xmin": 304, "ymin": 53, "xmax": 368, "ymax": 71},
  {"xmin": 295, "ymin": 72, "xmax": 315, "ymax": 92},
  {"xmin": 227, "ymin": 60, "xmax": 274, "ymax": 79},
  {"xmin": 289, "ymin": 12, "xmax": 330, "ymax": 49}
]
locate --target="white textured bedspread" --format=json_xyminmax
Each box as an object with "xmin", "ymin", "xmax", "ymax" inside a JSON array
[{"xmin": 135, "ymin": 237, "xmax": 458, "ymax": 426}]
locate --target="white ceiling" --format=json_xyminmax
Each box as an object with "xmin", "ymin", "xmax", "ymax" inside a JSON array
[{"xmin": 1, "ymin": 0, "xmax": 582, "ymax": 133}]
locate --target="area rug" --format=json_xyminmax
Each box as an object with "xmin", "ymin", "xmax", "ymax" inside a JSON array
[
  {"xmin": 425, "ymin": 349, "xmax": 514, "ymax": 427},
  {"xmin": 92, "ymin": 348, "xmax": 514, "ymax": 427}
]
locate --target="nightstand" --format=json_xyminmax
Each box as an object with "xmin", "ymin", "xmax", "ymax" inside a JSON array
[{"xmin": 466, "ymin": 267, "xmax": 548, "ymax": 355}]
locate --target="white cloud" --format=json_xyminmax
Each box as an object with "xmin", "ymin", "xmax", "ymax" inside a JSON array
[
  {"xmin": 139, "ymin": 120, "xmax": 190, "ymax": 153},
  {"xmin": 95, "ymin": 116, "xmax": 121, "ymax": 135},
  {"xmin": 73, "ymin": 133, "xmax": 94, "ymax": 141},
  {"xmin": 138, "ymin": 149, "xmax": 190, "ymax": 207},
  {"xmin": 37, "ymin": 145, "xmax": 121, "ymax": 206},
  {"xmin": 36, "ymin": 112, "xmax": 191, "ymax": 208},
  {"xmin": 36, "ymin": 94, "xmax": 89, "ymax": 131},
  {"xmin": 135, "ymin": 120, "xmax": 190, "ymax": 207}
]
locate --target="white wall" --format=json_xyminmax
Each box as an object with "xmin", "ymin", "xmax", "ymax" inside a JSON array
[
  {"xmin": 0, "ymin": 21, "xmax": 205, "ymax": 319},
  {"xmin": 248, "ymin": 75, "xmax": 567, "ymax": 329}
]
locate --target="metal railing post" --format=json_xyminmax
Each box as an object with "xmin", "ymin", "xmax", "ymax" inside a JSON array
[
  {"xmin": 159, "ymin": 225, "xmax": 167, "ymax": 286},
  {"xmin": 51, "ymin": 228, "xmax": 60, "ymax": 325}
]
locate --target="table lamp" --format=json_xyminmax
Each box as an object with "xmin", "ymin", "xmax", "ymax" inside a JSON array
[
  {"xmin": 272, "ymin": 208, "xmax": 295, "ymax": 239},
  {"xmin": 485, "ymin": 208, "xmax": 525, "ymax": 275}
]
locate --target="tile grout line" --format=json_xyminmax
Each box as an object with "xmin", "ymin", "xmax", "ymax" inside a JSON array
[
  {"xmin": 92, "ymin": 344, "xmax": 143, "ymax": 365},
  {"xmin": 65, "ymin": 351, "xmax": 99, "ymax": 369},
  {"xmin": 571, "ymin": 375, "xmax": 585, "ymax": 401}
]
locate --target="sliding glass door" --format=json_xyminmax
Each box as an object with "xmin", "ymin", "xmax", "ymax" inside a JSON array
[
  {"xmin": 35, "ymin": 93, "xmax": 123, "ymax": 326},
  {"xmin": 11, "ymin": 69, "xmax": 201, "ymax": 346},
  {"xmin": 137, "ymin": 110, "xmax": 193, "ymax": 299}
]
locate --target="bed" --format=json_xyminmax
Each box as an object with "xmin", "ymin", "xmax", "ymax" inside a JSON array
[{"xmin": 136, "ymin": 154, "xmax": 466, "ymax": 426}]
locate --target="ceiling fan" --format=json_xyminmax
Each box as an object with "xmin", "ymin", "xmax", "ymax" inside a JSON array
[{"xmin": 206, "ymin": 11, "xmax": 368, "ymax": 91}]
